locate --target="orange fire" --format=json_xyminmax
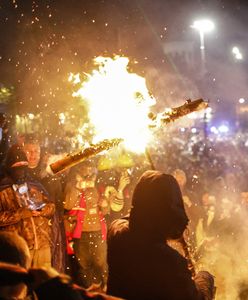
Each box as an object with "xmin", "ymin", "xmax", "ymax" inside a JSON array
[{"xmin": 69, "ymin": 56, "xmax": 156, "ymax": 152}]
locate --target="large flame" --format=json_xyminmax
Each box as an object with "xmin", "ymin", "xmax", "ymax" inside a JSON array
[{"xmin": 70, "ymin": 56, "xmax": 156, "ymax": 152}]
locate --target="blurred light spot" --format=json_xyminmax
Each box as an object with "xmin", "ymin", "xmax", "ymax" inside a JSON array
[
  {"xmin": 210, "ymin": 126, "xmax": 218, "ymax": 134},
  {"xmin": 218, "ymin": 125, "xmax": 229, "ymax": 133},
  {"xmin": 239, "ymin": 98, "xmax": 245, "ymax": 104},
  {"xmin": 232, "ymin": 46, "xmax": 243, "ymax": 60}
]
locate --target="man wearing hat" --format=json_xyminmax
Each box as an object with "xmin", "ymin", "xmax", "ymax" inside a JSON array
[{"xmin": 0, "ymin": 144, "xmax": 55, "ymax": 268}]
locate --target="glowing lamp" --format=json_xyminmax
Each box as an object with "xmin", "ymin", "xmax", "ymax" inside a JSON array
[
  {"xmin": 191, "ymin": 19, "xmax": 215, "ymax": 50},
  {"xmin": 218, "ymin": 125, "xmax": 229, "ymax": 133},
  {"xmin": 191, "ymin": 20, "xmax": 215, "ymax": 33}
]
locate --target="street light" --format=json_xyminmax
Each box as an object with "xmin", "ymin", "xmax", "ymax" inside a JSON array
[
  {"xmin": 191, "ymin": 19, "xmax": 215, "ymax": 74},
  {"xmin": 191, "ymin": 19, "xmax": 215, "ymax": 50}
]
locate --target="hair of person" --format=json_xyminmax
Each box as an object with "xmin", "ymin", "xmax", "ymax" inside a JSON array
[
  {"xmin": 24, "ymin": 133, "xmax": 40, "ymax": 145},
  {"xmin": 71, "ymin": 160, "xmax": 98, "ymax": 177},
  {"xmin": 0, "ymin": 232, "xmax": 30, "ymax": 268},
  {"xmin": 5, "ymin": 144, "xmax": 28, "ymax": 169}
]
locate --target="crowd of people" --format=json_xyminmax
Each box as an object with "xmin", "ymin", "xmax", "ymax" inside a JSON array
[
  {"xmin": 0, "ymin": 126, "xmax": 248, "ymax": 299},
  {"xmin": 152, "ymin": 130, "xmax": 248, "ymax": 299}
]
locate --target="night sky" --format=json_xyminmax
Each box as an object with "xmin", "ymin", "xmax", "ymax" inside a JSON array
[{"xmin": 0, "ymin": 0, "xmax": 248, "ymax": 122}]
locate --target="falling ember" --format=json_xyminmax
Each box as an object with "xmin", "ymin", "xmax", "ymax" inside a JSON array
[{"xmin": 70, "ymin": 56, "xmax": 156, "ymax": 152}]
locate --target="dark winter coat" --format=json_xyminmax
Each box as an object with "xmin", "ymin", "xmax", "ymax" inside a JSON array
[{"xmin": 107, "ymin": 170, "xmax": 214, "ymax": 300}]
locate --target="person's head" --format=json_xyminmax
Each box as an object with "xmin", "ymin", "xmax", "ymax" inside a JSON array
[
  {"xmin": 0, "ymin": 232, "xmax": 30, "ymax": 268},
  {"xmin": 16, "ymin": 133, "xmax": 25, "ymax": 147},
  {"xmin": 5, "ymin": 144, "xmax": 29, "ymax": 183},
  {"xmin": 201, "ymin": 192, "xmax": 216, "ymax": 207},
  {"xmin": 74, "ymin": 161, "xmax": 98, "ymax": 189},
  {"xmin": 0, "ymin": 232, "xmax": 31, "ymax": 299},
  {"xmin": 23, "ymin": 134, "xmax": 41, "ymax": 168},
  {"xmin": 129, "ymin": 170, "xmax": 189, "ymax": 242}
]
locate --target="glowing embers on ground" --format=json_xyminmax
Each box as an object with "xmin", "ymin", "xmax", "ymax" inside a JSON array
[{"xmin": 69, "ymin": 56, "xmax": 156, "ymax": 153}]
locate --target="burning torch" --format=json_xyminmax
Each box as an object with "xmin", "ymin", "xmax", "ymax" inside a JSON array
[
  {"xmin": 50, "ymin": 138, "xmax": 123, "ymax": 174},
  {"xmin": 50, "ymin": 99, "xmax": 208, "ymax": 174},
  {"xmin": 148, "ymin": 98, "xmax": 208, "ymax": 127}
]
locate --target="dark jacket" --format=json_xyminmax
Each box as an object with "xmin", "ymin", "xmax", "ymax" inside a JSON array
[
  {"xmin": 28, "ymin": 165, "xmax": 67, "ymax": 273},
  {"xmin": 107, "ymin": 170, "xmax": 214, "ymax": 300},
  {"xmin": 41, "ymin": 174, "xmax": 67, "ymax": 273}
]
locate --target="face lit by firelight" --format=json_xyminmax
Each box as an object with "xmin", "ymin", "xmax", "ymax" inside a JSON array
[{"xmin": 23, "ymin": 143, "xmax": 41, "ymax": 168}]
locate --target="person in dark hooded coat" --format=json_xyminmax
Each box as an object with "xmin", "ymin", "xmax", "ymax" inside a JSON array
[{"xmin": 107, "ymin": 170, "xmax": 214, "ymax": 300}]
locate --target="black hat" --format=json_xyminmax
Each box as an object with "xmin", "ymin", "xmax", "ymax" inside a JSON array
[{"xmin": 5, "ymin": 144, "xmax": 28, "ymax": 169}]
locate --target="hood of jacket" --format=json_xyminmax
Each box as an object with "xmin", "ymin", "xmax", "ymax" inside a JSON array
[{"xmin": 129, "ymin": 170, "xmax": 189, "ymax": 242}]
